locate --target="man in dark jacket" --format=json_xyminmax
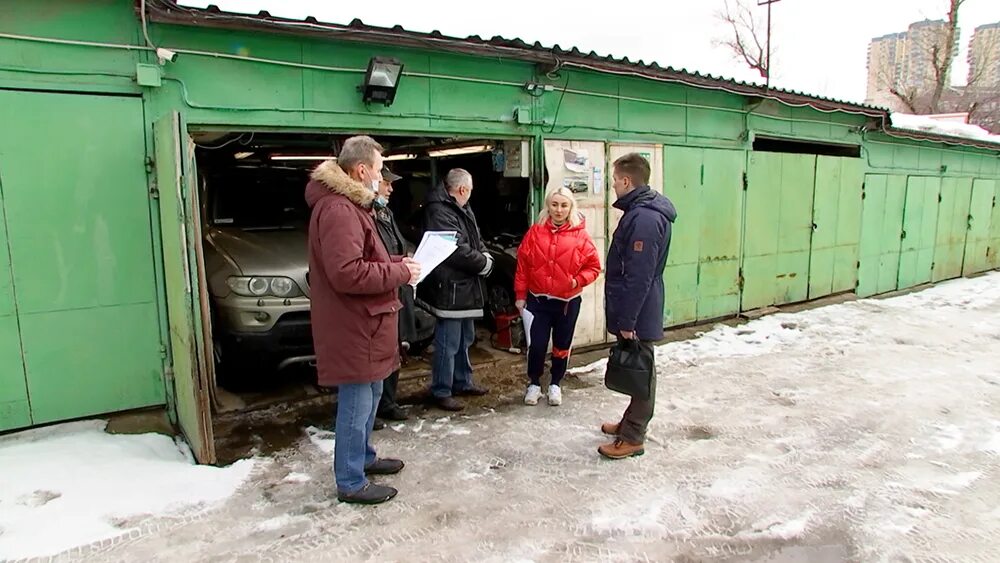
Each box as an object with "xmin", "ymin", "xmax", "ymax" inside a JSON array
[
  {"xmin": 373, "ymin": 166, "xmax": 417, "ymax": 423},
  {"xmin": 599, "ymin": 152, "xmax": 677, "ymax": 460},
  {"xmin": 306, "ymin": 136, "xmax": 421, "ymax": 504},
  {"xmin": 418, "ymin": 168, "xmax": 493, "ymax": 411}
]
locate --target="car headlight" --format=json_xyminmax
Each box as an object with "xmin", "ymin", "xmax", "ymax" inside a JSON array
[
  {"xmin": 226, "ymin": 276, "xmax": 303, "ymax": 298},
  {"xmin": 270, "ymin": 277, "xmax": 295, "ymax": 297}
]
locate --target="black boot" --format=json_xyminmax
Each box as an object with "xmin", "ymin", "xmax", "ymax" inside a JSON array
[{"xmin": 337, "ymin": 482, "xmax": 397, "ymax": 505}]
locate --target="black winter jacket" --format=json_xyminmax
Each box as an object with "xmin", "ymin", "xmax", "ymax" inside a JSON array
[{"xmin": 374, "ymin": 207, "xmax": 419, "ymax": 344}]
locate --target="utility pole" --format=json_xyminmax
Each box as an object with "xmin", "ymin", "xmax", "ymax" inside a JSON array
[{"xmin": 757, "ymin": 0, "xmax": 781, "ymax": 88}]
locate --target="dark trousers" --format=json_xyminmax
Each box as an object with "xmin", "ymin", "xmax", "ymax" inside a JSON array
[
  {"xmin": 377, "ymin": 370, "xmax": 400, "ymax": 415},
  {"xmin": 526, "ymin": 294, "xmax": 582, "ymax": 387},
  {"xmin": 616, "ymin": 338, "xmax": 657, "ymax": 444}
]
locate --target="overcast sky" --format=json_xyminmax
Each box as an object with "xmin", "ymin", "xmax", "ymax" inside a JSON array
[{"xmin": 179, "ymin": 0, "xmax": 1000, "ymax": 104}]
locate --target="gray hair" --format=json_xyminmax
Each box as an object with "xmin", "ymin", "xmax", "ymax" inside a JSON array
[
  {"xmin": 445, "ymin": 168, "xmax": 473, "ymax": 192},
  {"xmin": 337, "ymin": 135, "xmax": 383, "ymax": 170}
]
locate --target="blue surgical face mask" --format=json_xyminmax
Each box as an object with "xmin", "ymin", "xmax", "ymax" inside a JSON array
[{"xmin": 373, "ymin": 195, "xmax": 388, "ymax": 209}]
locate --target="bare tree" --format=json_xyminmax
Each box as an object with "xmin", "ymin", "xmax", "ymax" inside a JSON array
[
  {"xmin": 886, "ymin": 0, "xmax": 966, "ymax": 114},
  {"xmin": 715, "ymin": 0, "xmax": 771, "ymax": 79},
  {"xmin": 929, "ymin": 0, "xmax": 964, "ymax": 111}
]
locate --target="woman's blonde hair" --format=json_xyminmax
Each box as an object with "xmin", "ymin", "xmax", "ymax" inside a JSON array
[{"xmin": 537, "ymin": 186, "xmax": 583, "ymax": 227}]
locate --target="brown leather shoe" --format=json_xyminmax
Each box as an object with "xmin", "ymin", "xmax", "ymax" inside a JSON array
[
  {"xmin": 598, "ymin": 439, "xmax": 644, "ymax": 459},
  {"xmin": 600, "ymin": 422, "xmax": 620, "ymax": 436}
]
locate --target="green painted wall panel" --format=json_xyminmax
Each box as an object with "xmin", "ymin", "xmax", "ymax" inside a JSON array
[
  {"xmin": 21, "ymin": 304, "xmax": 163, "ymax": 424},
  {"xmin": 0, "ymin": 316, "xmax": 30, "ymax": 431},
  {"xmin": 0, "ymin": 89, "xmax": 164, "ymax": 426},
  {"xmin": 964, "ymin": 179, "xmax": 996, "ymax": 275},
  {"xmin": 663, "ymin": 263, "xmax": 697, "ymax": 326},
  {"xmin": 898, "ymin": 177, "xmax": 941, "ymax": 289},
  {"xmin": 0, "ymin": 93, "xmax": 159, "ymax": 314},
  {"xmin": 932, "ymin": 177, "xmax": 973, "ymax": 282},
  {"xmin": 0, "ymin": 162, "xmax": 31, "ymax": 430}
]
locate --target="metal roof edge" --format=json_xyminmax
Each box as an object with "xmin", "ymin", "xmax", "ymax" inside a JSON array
[{"xmin": 145, "ymin": 1, "xmax": 890, "ymax": 118}]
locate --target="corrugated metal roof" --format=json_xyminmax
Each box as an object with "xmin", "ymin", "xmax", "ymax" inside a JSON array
[
  {"xmin": 148, "ymin": 1, "xmax": 884, "ymax": 114},
  {"xmin": 145, "ymin": 1, "xmax": 1000, "ymax": 149}
]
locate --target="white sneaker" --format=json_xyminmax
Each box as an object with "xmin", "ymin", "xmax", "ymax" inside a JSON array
[
  {"xmin": 524, "ymin": 385, "xmax": 542, "ymax": 405},
  {"xmin": 547, "ymin": 385, "xmax": 563, "ymax": 406}
]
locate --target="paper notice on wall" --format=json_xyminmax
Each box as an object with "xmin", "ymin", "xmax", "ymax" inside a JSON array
[
  {"xmin": 563, "ymin": 148, "xmax": 589, "ymax": 173},
  {"xmin": 593, "ymin": 167, "xmax": 603, "ymax": 194}
]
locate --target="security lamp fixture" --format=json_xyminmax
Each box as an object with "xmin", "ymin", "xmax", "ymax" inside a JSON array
[{"xmin": 360, "ymin": 57, "xmax": 403, "ymax": 106}]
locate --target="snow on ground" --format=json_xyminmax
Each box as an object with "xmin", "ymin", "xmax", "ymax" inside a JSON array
[
  {"xmin": 0, "ymin": 420, "xmax": 254, "ymax": 560},
  {"xmin": 890, "ymin": 112, "xmax": 1000, "ymax": 144},
  {"xmin": 4, "ymin": 272, "xmax": 1000, "ymax": 562}
]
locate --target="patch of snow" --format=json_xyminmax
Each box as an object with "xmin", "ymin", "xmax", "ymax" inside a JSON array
[
  {"xmin": 253, "ymin": 514, "xmax": 298, "ymax": 533},
  {"xmin": 448, "ymin": 428, "xmax": 472, "ymax": 436},
  {"xmin": 890, "ymin": 113, "xmax": 1000, "ymax": 144},
  {"xmin": 0, "ymin": 420, "xmax": 254, "ymax": 560},
  {"xmin": 740, "ymin": 512, "xmax": 813, "ymax": 541},
  {"xmin": 283, "ymin": 472, "xmax": 311, "ymax": 484},
  {"xmin": 931, "ymin": 424, "xmax": 964, "ymax": 452},
  {"xmin": 305, "ymin": 426, "xmax": 335, "ymax": 455},
  {"xmin": 590, "ymin": 497, "xmax": 668, "ymax": 535}
]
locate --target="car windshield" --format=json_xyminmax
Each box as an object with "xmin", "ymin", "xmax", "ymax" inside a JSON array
[{"xmin": 209, "ymin": 168, "xmax": 310, "ymax": 230}]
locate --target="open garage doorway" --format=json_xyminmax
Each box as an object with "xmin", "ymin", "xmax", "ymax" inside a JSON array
[{"xmin": 187, "ymin": 129, "xmax": 534, "ymax": 455}]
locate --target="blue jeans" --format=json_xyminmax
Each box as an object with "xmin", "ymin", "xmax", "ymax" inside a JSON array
[
  {"xmin": 431, "ymin": 318, "xmax": 476, "ymax": 398},
  {"xmin": 334, "ymin": 379, "xmax": 383, "ymax": 493}
]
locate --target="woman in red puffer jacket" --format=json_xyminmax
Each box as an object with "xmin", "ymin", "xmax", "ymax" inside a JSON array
[{"xmin": 514, "ymin": 186, "xmax": 602, "ymax": 407}]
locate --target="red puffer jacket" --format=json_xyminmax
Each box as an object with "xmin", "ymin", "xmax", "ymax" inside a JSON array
[{"xmin": 514, "ymin": 216, "xmax": 602, "ymax": 302}]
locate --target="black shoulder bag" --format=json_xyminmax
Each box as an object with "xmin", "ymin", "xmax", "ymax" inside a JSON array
[{"xmin": 604, "ymin": 339, "xmax": 654, "ymax": 400}]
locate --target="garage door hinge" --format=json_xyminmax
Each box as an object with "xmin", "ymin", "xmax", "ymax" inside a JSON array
[
  {"xmin": 145, "ymin": 157, "xmax": 155, "ymax": 174},
  {"xmin": 149, "ymin": 179, "xmax": 160, "ymax": 199},
  {"xmin": 938, "ymin": 193, "xmax": 942, "ymax": 203},
  {"xmin": 159, "ymin": 345, "xmax": 168, "ymax": 359},
  {"xmin": 742, "ymin": 172, "xmax": 748, "ymax": 191},
  {"xmin": 738, "ymin": 268, "xmax": 745, "ymax": 290}
]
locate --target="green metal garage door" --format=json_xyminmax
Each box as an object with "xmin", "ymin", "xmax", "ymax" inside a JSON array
[
  {"xmin": 807, "ymin": 156, "xmax": 864, "ymax": 299},
  {"xmin": 0, "ymin": 90, "xmax": 164, "ymax": 431},
  {"xmin": 741, "ymin": 152, "xmax": 816, "ymax": 311},
  {"xmin": 857, "ymin": 175, "xmax": 907, "ymax": 297},
  {"xmin": 662, "ymin": 146, "xmax": 745, "ymax": 325},
  {"xmin": 931, "ymin": 177, "xmax": 973, "ymax": 283},
  {"xmin": 964, "ymin": 179, "xmax": 997, "ymax": 275},
  {"xmin": 897, "ymin": 177, "xmax": 941, "ymax": 290}
]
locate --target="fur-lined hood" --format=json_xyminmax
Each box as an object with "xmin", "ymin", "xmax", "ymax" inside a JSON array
[{"xmin": 305, "ymin": 160, "xmax": 376, "ymax": 209}]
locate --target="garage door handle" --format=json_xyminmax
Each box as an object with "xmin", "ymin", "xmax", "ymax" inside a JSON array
[{"xmin": 811, "ymin": 222, "xmax": 818, "ymax": 231}]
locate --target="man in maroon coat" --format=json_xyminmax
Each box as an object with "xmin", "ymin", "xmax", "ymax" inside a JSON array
[{"xmin": 305, "ymin": 136, "xmax": 420, "ymax": 504}]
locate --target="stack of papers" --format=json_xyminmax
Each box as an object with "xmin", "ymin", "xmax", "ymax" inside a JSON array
[{"xmin": 411, "ymin": 231, "xmax": 458, "ymax": 285}]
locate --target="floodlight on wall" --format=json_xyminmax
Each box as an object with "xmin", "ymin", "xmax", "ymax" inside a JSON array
[{"xmin": 360, "ymin": 57, "xmax": 403, "ymax": 106}]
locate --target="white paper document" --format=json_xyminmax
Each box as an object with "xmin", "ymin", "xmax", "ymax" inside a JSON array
[
  {"xmin": 411, "ymin": 231, "xmax": 458, "ymax": 285},
  {"xmin": 521, "ymin": 308, "xmax": 534, "ymax": 348}
]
